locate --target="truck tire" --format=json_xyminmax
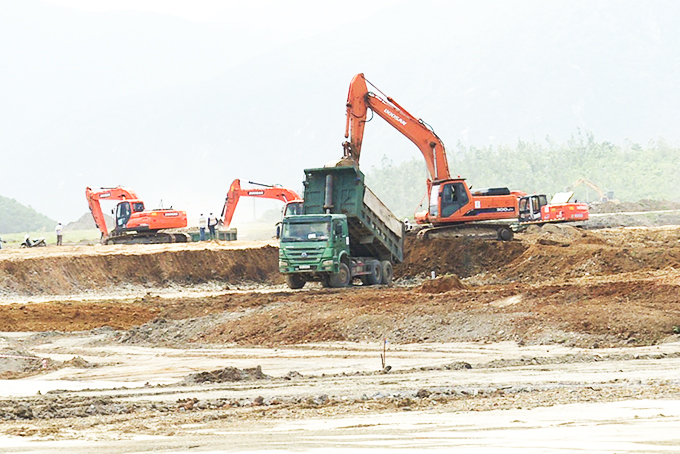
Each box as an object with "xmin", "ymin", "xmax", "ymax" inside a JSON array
[
  {"xmin": 497, "ymin": 227, "xmax": 513, "ymax": 241},
  {"xmin": 329, "ymin": 263, "xmax": 351, "ymax": 288},
  {"xmin": 366, "ymin": 260, "xmax": 382, "ymax": 285},
  {"xmin": 286, "ymin": 273, "xmax": 306, "ymax": 289},
  {"xmin": 380, "ymin": 260, "xmax": 393, "ymax": 285}
]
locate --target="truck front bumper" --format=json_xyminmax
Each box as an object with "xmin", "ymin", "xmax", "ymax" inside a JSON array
[{"xmin": 279, "ymin": 259, "xmax": 336, "ymax": 273}]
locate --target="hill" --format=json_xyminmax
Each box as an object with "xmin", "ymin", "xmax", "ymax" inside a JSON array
[
  {"xmin": 64, "ymin": 212, "xmax": 114, "ymax": 232},
  {"xmin": 0, "ymin": 195, "xmax": 55, "ymax": 234}
]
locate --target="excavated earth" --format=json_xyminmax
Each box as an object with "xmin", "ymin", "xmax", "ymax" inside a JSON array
[{"xmin": 1, "ymin": 224, "xmax": 680, "ymax": 452}]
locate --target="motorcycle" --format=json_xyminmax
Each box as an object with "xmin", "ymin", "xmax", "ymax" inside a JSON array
[{"xmin": 20, "ymin": 235, "xmax": 47, "ymax": 248}]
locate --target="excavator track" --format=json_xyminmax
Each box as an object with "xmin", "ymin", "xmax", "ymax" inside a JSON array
[
  {"xmin": 415, "ymin": 223, "xmax": 514, "ymax": 241},
  {"xmin": 105, "ymin": 232, "xmax": 190, "ymax": 245}
]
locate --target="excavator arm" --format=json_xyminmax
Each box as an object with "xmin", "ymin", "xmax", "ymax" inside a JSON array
[
  {"xmin": 343, "ymin": 73, "xmax": 451, "ymax": 182},
  {"xmin": 220, "ymin": 179, "xmax": 302, "ymax": 228},
  {"xmin": 85, "ymin": 186, "xmax": 139, "ymax": 240},
  {"xmin": 565, "ymin": 178, "xmax": 606, "ymax": 201}
]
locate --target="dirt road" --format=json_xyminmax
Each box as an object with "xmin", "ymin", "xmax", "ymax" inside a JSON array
[{"xmin": 1, "ymin": 225, "xmax": 680, "ymax": 452}]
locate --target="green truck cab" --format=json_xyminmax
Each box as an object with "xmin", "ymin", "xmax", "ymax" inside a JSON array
[{"xmin": 279, "ymin": 165, "xmax": 404, "ymax": 289}]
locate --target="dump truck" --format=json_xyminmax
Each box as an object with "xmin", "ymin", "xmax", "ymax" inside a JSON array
[{"xmin": 278, "ymin": 165, "xmax": 404, "ymax": 289}]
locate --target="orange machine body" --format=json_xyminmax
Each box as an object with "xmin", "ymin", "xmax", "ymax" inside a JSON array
[
  {"xmin": 517, "ymin": 194, "xmax": 589, "ymax": 225},
  {"xmin": 85, "ymin": 186, "xmax": 187, "ymax": 242},
  {"xmin": 221, "ymin": 179, "xmax": 302, "ymax": 228}
]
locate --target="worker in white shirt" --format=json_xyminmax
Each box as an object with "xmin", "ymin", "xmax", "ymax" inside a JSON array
[
  {"xmin": 55, "ymin": 221, "xmax": 63, "ymax": 246},
  {"xmin": 198, "ymin": 214, "xmax": 207, "ymax": 241}
]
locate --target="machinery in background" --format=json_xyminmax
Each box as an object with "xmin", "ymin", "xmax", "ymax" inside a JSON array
[
  {"xmin": 517, "ymin": 192, "xmax": 589, "ymax": 225},
  {"xmin": 85, "ymin": 186, "xmax": 188, "ymax": 244},
  {"xmin": 220, "ymin": 179, "xmax": 303, "ymax": 228},
  {"xmin": 566, "ymin": 178, "xmax": 618, "ymax": 204}
]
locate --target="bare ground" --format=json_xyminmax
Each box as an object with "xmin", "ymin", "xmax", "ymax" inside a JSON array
[{"xmin": 1, "ymin": 225, "xmax": 680, "ymax": 451}]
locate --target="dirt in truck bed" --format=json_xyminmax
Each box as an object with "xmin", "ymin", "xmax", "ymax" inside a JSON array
[{"xmin": 1, "ymin": 225, "xmax": 680, "ymax": 451}]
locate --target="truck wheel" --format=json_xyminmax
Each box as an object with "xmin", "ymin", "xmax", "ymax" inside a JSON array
[
  {"xmin": 380, "ymin": 260, "xmax": 393, "ymax": 285},
  {"xmin": 286, "ymin": 273, "xmax": 306, "ymax": 289},
  {"xmin": 329, "ymin": 263, "xmax": 351, "ymax": 288},
  {"xmin": 366, "ymin": 260, "xmax": 382, "ymax": 285},
  {"xmin": 497, "ymin": 227, "xmax": 513, "ymax": 241}
]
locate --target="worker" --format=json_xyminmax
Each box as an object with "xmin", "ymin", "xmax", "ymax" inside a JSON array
[
  {"xmin": 55, "ymin": 221, "xmax": 63, "ymax": 246},
  {"xmin": 208, "ymin": 213, "xmax": 218, "ymax": 240},
  {"xmin": 198, "ymin": 213, "xmax": 207, "ymax": 241}
]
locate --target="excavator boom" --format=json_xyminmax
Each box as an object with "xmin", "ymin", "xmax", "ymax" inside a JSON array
[
  {"xmin": 344, "ymin": 73, "xmax": 450, "ymax": 182},
  {"xmin": 220, "ymin": 179, "xmax": 302, "ymax": 228}
]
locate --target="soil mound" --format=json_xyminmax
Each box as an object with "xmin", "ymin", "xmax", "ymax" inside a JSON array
[
  {"xmin": 61, "ymin": 356, "xmax": 95, "ymax": 368},
  {"xmin": 419, "ymin": 275, "xmax": 466, "ymax": 293},
  {"xmin": 183, "ymin": 365, "xmax": 270, "ymax": 384},
  {"xmin": 396, "ymin": 237, "xmax": 526, "ymax": 278}
]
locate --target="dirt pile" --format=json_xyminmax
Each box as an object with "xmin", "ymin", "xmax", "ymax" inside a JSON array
[
  {"xmin": 495, "ymin": 225, "xmax": 680, "ymax": 283},
  {"xmin": 61, "ymin": 356, "xmax": 96, "ymax": 368},
  {"xmin": 419, "ymin": 275, "xmax": 467, "ymax": 293},
  {"xmin": 183, "ymin": 365, "xmax": 270, "ymax": 384},
  {"xmin": 396, "ymin": 236, "xmax": 526, "ymax": 278}
]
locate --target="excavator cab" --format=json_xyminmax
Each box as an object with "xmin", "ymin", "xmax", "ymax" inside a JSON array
[
  {"xmin": 115, "ymin": 200, "xmax": 145, "ymax": 229},
  {"xmin": 518, "ymin": 195, "xmax": 548, "ymax": 223},
  {"xmin": 429, "ymin": 181, "xmax": 471, "ymax": 219},
  {"xmin": 116, "ymin": 201, "xmax": 132, "ymax": 228}
]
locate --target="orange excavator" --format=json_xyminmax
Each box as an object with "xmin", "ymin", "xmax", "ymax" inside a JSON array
[
  {"xmin": 342, "ymin": 73, "xmax": 587, "ymax": 239},
  {"xmin": 220, "ymin": 179, "xmax": 303, "ymax": 228},
  {"xmin": 86, "ymin": 186, "xmax": 189, "ymax": 244}
]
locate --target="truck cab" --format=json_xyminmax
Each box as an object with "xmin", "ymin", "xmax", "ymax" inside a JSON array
[{"xmin": 279, "ymin": 214, "xmax": 351, "ymax": 288}]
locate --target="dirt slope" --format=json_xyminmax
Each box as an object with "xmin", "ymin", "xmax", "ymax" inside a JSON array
[{"xmin": 0, "ymin": 242, "xmax": 280, "ymax": 296}]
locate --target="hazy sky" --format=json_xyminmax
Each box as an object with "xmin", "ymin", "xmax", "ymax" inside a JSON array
[
  {"xmin": 3, "ymin": 0, "xmax": 678, "ymax": 227},
  {"xmin": 44, "ymin": 0, "xmax": 400, "ymax": 31}
]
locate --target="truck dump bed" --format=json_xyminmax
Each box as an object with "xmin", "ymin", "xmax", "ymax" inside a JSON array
[{"xmin": 302, "ymin": 166, "xmax": 404, "ymax": 263}]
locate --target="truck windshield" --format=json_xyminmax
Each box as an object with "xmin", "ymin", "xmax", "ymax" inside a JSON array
[{"xmin": 281, "ymin": 221, "xmax": 330, "ymax": 242}]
